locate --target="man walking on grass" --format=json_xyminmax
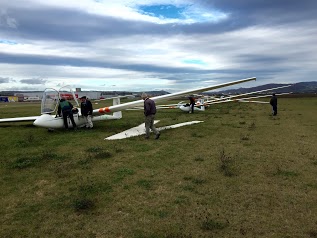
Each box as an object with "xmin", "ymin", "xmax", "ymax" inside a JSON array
[
  {"xmin": 141, "ymin": 92, "xmax": 160, "ymax": 140},
  {"xmin": 270, "ymin": 93, "xmax": 277, "ymax": 116}
]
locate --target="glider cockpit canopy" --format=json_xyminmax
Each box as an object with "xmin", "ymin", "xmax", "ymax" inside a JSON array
[{"xmin": 41, "ymin": 85, "xmax": 79, "ymax": 115}]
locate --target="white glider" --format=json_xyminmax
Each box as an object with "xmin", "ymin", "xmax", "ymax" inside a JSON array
[{"xmin": 0, "ymin": 77, "xmax": 256, "ymax": 129}]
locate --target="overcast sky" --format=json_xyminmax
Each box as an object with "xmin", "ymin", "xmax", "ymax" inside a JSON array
[{"xmin": 0, "ymin": 0, "xmax": 316, "ymax": 92}]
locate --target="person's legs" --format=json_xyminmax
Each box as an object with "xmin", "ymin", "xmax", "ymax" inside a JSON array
[
  {"xmin": 149, "ymin": 115, "xmax": 160, "ymax": 139},
  {"xmin": 190, "ymin": 103, "xmax": 194, "ymax": 113},
  {"xmin": 87, "ymin": 115, "xmax": 93, "ymax": 128},
  {"xmin": 145, "ymin": 115, "xmax": 151, "ymax": 138},
  {"xmin": 273, "ymin": 105, "xmax": 277, "ymax": 116},
  {"xmin": 68, "ymin": 113, "xmax": 77, "ymax": 128},
  {"xmin": 62, "ymin": 112, "xmax": 68, "ymax": 129},
  {"xmin": 84, "ymin": 116, "xmax": 89, "ymax": 127}
]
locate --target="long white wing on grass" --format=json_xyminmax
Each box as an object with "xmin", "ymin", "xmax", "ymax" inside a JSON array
[
  {"xmin": 207, "ymin": 92, "xmax": 291, "ymax": 105},
  {"xmin": 205, "ymin": 85, "xmax": 292, "ymax": 104},
  {"xmin": 0, "ymin": 116, "xmax": 40, "ymax": 123},
  {"xmin": 94, "ymin": 77, "xmax": 256, "ymax": 115},
  {"xmin": 238, "ymin": 100, "xmax": 269, "ymax": 103},
  {"xmin": 105, "ymin": 120, "xmax": 203, "ymax": 140}
]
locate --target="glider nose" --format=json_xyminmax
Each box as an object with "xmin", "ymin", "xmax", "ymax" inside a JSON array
[
  {"xmin": 33, "ymin": 114, "xmax": 59, "ymax": 128},
  {"xmin": 33, "ymin": 115, "xmax": 46, "ymax": 127}
]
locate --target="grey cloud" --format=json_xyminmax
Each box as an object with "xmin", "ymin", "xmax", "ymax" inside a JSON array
[
  {"xmin": 0, "ymin": 10, "xmax": 18, "ymax": 28},
  {"xmin": 1, "ymin": 1, "xmax": 317, "ymax": 44},
  {"xmin": 0, "ymin": 52, "xmax": 262, "ymax": 77},
  {"xmin": 0, "ymin": 77, "xmax": 10, "ymax": 83},
  {"xmin": 197, "ymin": 0, "xmax": 317, "ymax": 25},
  {"xmin": 0, "ymin": 4, "xmax": 255, "ymax": 43},
  {"xmin": 20, "ymin": 78, "xmax": 47, "ymax": 85}
]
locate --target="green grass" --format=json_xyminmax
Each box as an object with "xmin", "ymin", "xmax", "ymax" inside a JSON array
[{"xmin": 0, "ymin": 97, "xmax": 317, "ymax": 237}]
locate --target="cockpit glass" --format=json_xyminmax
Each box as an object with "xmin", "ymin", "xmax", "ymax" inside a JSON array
[
  {"xmin": 41, "ymin": 88, "xmax": 59, "ymax": 114},
  {"xmin": 41, "ymin": 86, "xmax": 79, "ymax": 115},
  {"xmin": 58, "ymin": 85, "xmax": 79, "ymax": 108}
]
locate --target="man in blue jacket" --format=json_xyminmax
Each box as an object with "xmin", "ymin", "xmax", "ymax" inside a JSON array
[{"xmin": 142, "ymin": 93, "xmax": 160, "ymax": 139}]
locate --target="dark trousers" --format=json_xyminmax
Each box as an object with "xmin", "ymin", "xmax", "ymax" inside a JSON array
[
  {"xmin": 190, "ymin": 103, "xmax": 194, "ymax": 113},
  {"xmin": 62, "ymin": 111, "xmax": 77, "ymax": 129},
  {"xmin": 272, "ymin": 105, "xmax": 277, "ymax": 116}
]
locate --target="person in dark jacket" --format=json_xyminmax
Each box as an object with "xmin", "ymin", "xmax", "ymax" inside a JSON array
[
  {"xmin": 142, "ymin": 92, "xmax": 160, "ymax": 139},
  {"xmin": 270, "ymin": 93, "xmax": 277, "ymax": 116},
  {"xmin": 57, "ymin": 98, "xmax": 77, "ymax": 129},
  {"xmin": 80, "ymin": 96, "xmax": 93, "ymax": 129},
  {"xmin": 188, "ymin": 96, "xmax": 195, "ymax": 113}
]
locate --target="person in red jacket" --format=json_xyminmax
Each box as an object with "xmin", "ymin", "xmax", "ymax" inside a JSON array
[{"xmin": 141, "ymin": 92, "xmax": 160, "ymax": 140}]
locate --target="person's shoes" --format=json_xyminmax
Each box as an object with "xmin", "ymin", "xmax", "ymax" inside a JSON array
[{"xmin": 155, "ymin": 133, "xmax": 160, "ymax": 140}]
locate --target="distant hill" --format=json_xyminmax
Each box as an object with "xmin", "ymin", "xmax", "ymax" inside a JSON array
[
  {"xmin": 213, "ymin": 81, "xmax": 317, "ymax": 94},
  {"xmin": 142, "ymin": 90, "xmax": 170, "ymax": 96}
]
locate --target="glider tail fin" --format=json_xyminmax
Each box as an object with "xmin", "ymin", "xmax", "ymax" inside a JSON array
[
  {"xmin": 201, "ymin": 99, "xmax": 205, "ymax": 111},
  {"xmin": 112, "ymin": 97, "xmax": 122, "ymax": 119}
]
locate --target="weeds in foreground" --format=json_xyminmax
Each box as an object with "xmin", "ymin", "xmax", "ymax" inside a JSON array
[
  {"xmin": 86, "ymin": 146, "xmax": 112, "ymax": 160},
  {"xmin": 201, "ymin": 218, "xmax": 228, "ymax": 231},
  {"xmin": 136, "ymin": 179, "xmax": 154, "ymax": 190},
  {"xmin": 9, "ymin": 150, "xmax": 61, "ymax": 169},
  {"xmin": 194, "ymin": 156, "xmax": 204, "ymax": 162},
  {"xmin": 240, "ymin": 134, "xmax": 250, "ymax": 141},
  {"xmin": 219, "ymin": 149, "xmax": 238, "ymax": 177},
  {"xmin": 86, "ymin": 146, "xmax": 103, "ymax": 153},
  {"xmin": 273, "ymin": 166, "xmax": 299, "ymax": 177},
  {"xmin": 73, "ymin": 198, "xmax": 95, "ymax": 212},
  {"xmin": 183, "ymin": 176, "xmax": 206, "ymax": 185},
  {"xmin": 71, "ymin": 180, "xmax": 113, "ymax": 212},
  {"xmin": 197, "ymin": 209, "xmax": 229, "ymax": 231},
  {"xmin": 308, "ymin": 230, "xmax": 317, "ymax": 238},
  {"xmin": 248, "ymin": 121, "xmax": 256, "ymax": 130},
  {"xmin": 15, "ymin": 133, "xmax": 37, "ymax": 147},
  {"xmin": 114, "ymin": 167, "xmax": 135, "ymax": 182}
]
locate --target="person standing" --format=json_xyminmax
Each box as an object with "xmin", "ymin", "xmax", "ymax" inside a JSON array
[
  {"xmin": 80, "ymin": 96, "xmax": 93, "ymax": 129},
  {"xmin": 270, "ymin": 93, "xmax": 277, "ymax": 116},
  {"xmin": 57, "ymin": 98, "xmax": 77, "ymax": 129},
  {"xmin": 141, "ymin": 93, "xmax": 160, "ymax": 139},
  {"xmin": 188, "ymin": 96, "xmax": 195, "ymax": 113}
]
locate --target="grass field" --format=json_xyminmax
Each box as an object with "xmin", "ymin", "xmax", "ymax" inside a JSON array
[{"xmin": 0, "ymin": 97, "xmax": 317, "ymax": 238}]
